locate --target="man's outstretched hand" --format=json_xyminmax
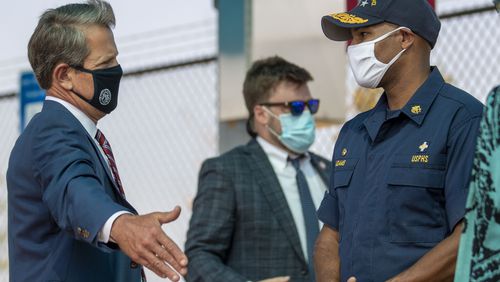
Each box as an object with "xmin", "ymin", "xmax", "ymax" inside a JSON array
[{"xmin": 110, "ymin": 206, "xmax": 188, "ymax": 281}]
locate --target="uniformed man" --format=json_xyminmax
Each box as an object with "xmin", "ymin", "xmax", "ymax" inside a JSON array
[{"xmin": 314, "ymin": 0, "xmax": 484, "ymax": 281}]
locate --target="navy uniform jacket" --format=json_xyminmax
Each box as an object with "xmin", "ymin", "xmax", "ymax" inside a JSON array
[
  {"xmin": 317, "ymin": 67, "xmax": 483, "ymax": 282},
  {"xmin": 7, "ymin": 101, "xmax": 142, "ymax": 282}
]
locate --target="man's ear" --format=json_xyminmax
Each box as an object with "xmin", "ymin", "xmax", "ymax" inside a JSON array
[
  {"xmin": 52, "ymin": 63, "xmax": 74, "ymax": 91},
  {"xmin": 254, "ymin": 105, "xmax": 270, "ymax": 127},
  {"xmin": 401, "ymin": 29, "xmax": 415, "ymax": 50}
]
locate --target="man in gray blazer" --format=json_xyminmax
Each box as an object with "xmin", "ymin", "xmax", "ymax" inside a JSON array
[
  {"xmin": 186, "ymin": 56, "xmax": 331, "ymax": 282},
  {"xmin": 7, "ymin": 1, "xmax": 187, "ymax": 281}
]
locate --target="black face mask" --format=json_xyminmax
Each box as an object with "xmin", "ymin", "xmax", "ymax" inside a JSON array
[{"xmin": 71, "ymin": 64, "xmax": 123, "ymax": 114}]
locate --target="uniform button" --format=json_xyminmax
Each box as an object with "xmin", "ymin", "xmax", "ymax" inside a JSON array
[
  {"xmin": 81, "ymin": 229, "xmax": 90, "ymax": 239},
  {"xmin": 301, "ymin": 269, "xmax": 308, "ymax": 276},
  {"xmin": 130, "ymin": 262, "xmax": 138, "ymax": 269}
]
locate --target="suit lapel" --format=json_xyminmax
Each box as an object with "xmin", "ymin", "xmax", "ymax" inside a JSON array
[
  {"xmin": 44, "ymin": 101, "xmax": 136, "ymax": 212},
  {"xmin": 85, "ymin": 132, "xmax": 136, "ymax": 213},
  {"xmin": 245, "ymin": 139, "xmax": 307, "ymax": 265},
  {"xmin": 45, "ymin": 101, "xmax": 120, "ymax": 198}
]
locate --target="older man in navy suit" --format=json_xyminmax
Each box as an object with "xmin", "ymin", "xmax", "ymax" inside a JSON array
[{"xmin": 7, "ymin": 1, "xmax": 187, "ymax": 281}]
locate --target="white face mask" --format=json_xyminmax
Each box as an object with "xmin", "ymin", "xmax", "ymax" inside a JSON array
[{"xmin": 347, "ymin": 27, "xmax": 408, "ymax": 89}]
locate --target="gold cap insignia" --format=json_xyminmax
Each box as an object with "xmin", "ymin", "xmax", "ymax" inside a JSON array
[{"xmin": 330, "ymin": 13, "xmax": 369, "ymax": 24}]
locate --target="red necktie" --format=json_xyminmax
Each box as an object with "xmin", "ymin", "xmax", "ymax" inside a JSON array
[
  {"xmin": 95, "ymin": 129, "xmax": 126, "ymax": 199},
  {"xmin": 95, "ymin": 130, "xmax": 147, "ymax": 282}
]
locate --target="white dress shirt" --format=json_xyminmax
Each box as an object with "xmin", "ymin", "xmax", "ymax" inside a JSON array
[
  {"xmin": 45, "ymin": 96, "xmax": 129, "ymax": 243},
  {"xmin": 257, "ymin": 137, "xmax": 327, "ymax": 261}
]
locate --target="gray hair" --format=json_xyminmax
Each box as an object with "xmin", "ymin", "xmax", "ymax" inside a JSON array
[{"xmin": 28, "ymin": 0, "xmax": 116, "ymax": 89}]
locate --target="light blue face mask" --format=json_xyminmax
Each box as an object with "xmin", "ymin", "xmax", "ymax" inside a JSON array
[{"xmin": 264, "ymin": 107, "xmax": 316, "ymax": 154}]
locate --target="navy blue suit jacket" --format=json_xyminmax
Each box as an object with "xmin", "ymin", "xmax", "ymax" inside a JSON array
[{"xmin": 7, "ymin": 100, "xmax": 142, "ymax": 282}]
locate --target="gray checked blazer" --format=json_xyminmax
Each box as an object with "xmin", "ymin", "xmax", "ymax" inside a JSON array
[{"xmin": 185, "ymin": 139, "xmax": 332, "ymax": 282}]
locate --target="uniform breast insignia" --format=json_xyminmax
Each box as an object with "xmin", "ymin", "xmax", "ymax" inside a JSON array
[
  {"xmin": 419, "ymin": 142, "xmax": 429, "ymax": 152},
  {"xmin": 411, "ymin": 105, "xmax": 422, "ymax": 115},
  {"xmin": 336, "ymin": 160, "xmax": 347, "ymax": 167},
  {"xmin": 412, "ymin": 142, "xmax": 430, "ymax": 163},
  {"xmin": 360, "ymin": 0, "xmax": 369, "ymax": 7},
  {"xmin": 331, "ymin": 13, "xmax": 369, "ymax": 24},
  {"xmin": 411, "ymin": 155, "xmax": 429, "ymax": 163}
]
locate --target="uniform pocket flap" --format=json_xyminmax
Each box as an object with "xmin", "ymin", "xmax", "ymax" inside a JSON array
[
  {"xmin": 333, "ymin": 159, "xmax": 358, "ymax": 189},
  {"xmin": 390, "ymin": 223, "xmax": 447, "ymax": 243},
  {"xmin": 387, "ymin": 167, "xmax": 445, "ymax": 189}
]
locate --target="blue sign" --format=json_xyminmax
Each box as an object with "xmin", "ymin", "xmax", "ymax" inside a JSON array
[{"xmin": 20, "ymin": 72, "xmax": 45, "ymax": 131}]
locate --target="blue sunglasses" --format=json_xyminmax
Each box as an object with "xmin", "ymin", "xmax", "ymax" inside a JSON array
[{"xmin": 260, "ymin": 99, "xmax": 320, "ymax": 116}]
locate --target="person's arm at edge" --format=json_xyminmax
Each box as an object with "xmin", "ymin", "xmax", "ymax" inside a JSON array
[{"xmin": 314, "ymin": 225, "xmax": 341, "ymax": 282}]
